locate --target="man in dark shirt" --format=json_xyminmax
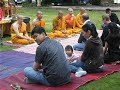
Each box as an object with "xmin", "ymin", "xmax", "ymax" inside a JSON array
[
  {"xmin": 24, "ymin": 27, "xmax": 70, "ymax": 86},
  {"xmin": 73, "ymin": 13, "xmax": 93, "ymax": 51},
  {"xmin": 101, "ymin": 14, "xmax": 111, "ymax": 47},
  {"xmin": 106, "ymin": 8, "xmax": 120, "ymax": 25}
]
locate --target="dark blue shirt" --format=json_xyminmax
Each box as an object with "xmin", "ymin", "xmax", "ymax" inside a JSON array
[{"xmin": 35, "ymin": 37, "xmax": 70, "ymax": 86}]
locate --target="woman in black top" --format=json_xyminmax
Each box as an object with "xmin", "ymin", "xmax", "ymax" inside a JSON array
[
  {"xmin": 70, "ymin": 23, "xmax": 104, "ymax": 73},
  {"xmin": 104, "ymin": 22, "xmax": 120, "ymax": 63}
]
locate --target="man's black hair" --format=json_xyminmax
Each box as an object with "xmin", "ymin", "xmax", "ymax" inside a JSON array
[
  {"xmin": 106, "ymin": 8, "xmax": 111, "ymax": 13},
  {"xmin": 31, "ymin": 27, "xmax": 47, "ymax": 36}
]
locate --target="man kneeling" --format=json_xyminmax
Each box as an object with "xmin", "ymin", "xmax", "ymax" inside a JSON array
[{"xmin": 24, "ymin": 27, "xmax": 71, "ymax": 86}]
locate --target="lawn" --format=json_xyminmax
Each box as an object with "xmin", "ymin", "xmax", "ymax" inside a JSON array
[{"xmin": 0, "ymin": 7, "xmax": 120, "ymax": 89}]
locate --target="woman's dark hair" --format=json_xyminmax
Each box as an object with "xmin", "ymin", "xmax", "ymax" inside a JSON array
[
  {"xmin": 82, "ymin": 23, "xmax": 98, "ymax": 38},
  {"xmin": 106, "ymin": 22, "xmax": 120, "ymax": 48},
  {"xmin": 31, "ymin": 27, "xmax": 47, "ymax": 36},
  {"xmin": 108, "ymin": 22, "xmax": 120, "ymax": 40},
  {"xmin": 108, "ymin": 22, "xmax": 119, "ymax": 34},
  {"xmin": 65, "ymin": 45, "xmax": 73, "ymax": 52},
  {"xmin": 106, "ymin": 8, "xmax": 111, "ymax": 13}
]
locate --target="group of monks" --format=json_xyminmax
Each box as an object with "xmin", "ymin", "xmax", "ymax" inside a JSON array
[
  {"xmin": 11, "ymin": 7, "xmax": 86, "ymax": 45},
  {"xmin": 47, "ymin": 8, "xmax": 86, "ymax": 38}
]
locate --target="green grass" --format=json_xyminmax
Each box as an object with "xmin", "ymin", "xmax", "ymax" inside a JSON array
[
  {"xmin": 78, "ymin": 72, "xmax": 120, "ymax": 90},
  {"xmin": 0, "ymin": 45, "xmax": 15, "ymax": 51},
  {"xmin": 1, "ymin": 7, "xmax": 120, "ymax": 89}
]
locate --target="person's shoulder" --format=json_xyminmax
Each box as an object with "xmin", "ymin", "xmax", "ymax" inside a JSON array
[
  {"xmin": 12, "ymin": 21, "xmax": 18, "ymax": 28},
  {"xmin": 22, "ymin": 22, "xmax": 26, "ymax": 25},
  {"xmin": 111, "ymin": 13, "xmax": 117, "ymax": 16}
]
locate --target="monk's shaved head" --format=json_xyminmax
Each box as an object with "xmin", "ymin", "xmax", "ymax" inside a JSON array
[
  {"xmin": 37, "ymin": 11, "xmax": 42, "ymax": 15},
  {"xmin": 58, "ymin": 10, "xmax": 64, "ymax": 18},
  {"xmin": 58, "ymin": 10, "xmax": 63, "ymax": 14},
  {"xmin": 80, "ymin": 7, "xmax": 86, "ymax": 14},
  {"xmin": 68, "ymin": 8, "xmax": 73, "ymax": 12},
  {"xmin": 68, "ymin": 8, "xmax": 73, "ymax": 15},
  {"xmin": 37, "ymin": 11, "xmax": 43, "ymax": 19},
  {"xmin": 17, "ymin": 15, "xmax": 23, "ymax": 20}
]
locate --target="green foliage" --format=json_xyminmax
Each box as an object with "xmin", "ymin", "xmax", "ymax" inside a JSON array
[
  {"xmin": 22, "ymin": 1, "xmax": 36, "ymax": 7},
  {"xmin": 91, "ymin": 0, "xmax": 101, "ymax": 5}
]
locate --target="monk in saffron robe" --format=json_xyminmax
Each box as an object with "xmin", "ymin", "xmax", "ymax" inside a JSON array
[
  {"xmin": 47, "ymin": 10, "xmax": 67, "ymax": 38},
  {"xmin": 75, "ymin": 7, "xmax": 86, "ymax": 33},
  {"xmin": 65, "ymin": 8, "xmax": 76, "ymax": 35},
  {"xmin": 32, "ymin": 11, "xmax": 45, "ymax": 29},
  {"xmin": 11, "ymin": 15, "xmax": 34, "ymax": 45}
]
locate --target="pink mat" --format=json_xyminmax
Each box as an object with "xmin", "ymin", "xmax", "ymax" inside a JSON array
[{"xmin": 0, "ymin": 64, "xmax": 120, "ymax": 90}]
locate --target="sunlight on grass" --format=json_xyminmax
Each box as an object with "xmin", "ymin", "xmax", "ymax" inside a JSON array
[
  {"xmin": 78, "ymin": 72, "xmax": 120, "ymax": 90},
  {"xmin": 0, "ymin": 46, "xmax": 15, "ymax": 51}
]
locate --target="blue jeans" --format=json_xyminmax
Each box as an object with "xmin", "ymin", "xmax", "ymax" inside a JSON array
[
  {"xmin": 24, "ymin": 67, "xmax": 50, "ymax": 86},
  {"xmin": 73, "ymin": 43, "xmax": 85, "ymax": 51},
  {"xmin": 70, "ymin": 61, "xmax": 85, "ymax": 73}
]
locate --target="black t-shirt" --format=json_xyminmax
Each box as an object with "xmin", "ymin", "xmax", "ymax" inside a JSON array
[
  {"xmin": 105, "ymin": 35, "xmax": 120, "ymax": 54},
  {"xmin": 101, "ymin": 24, "xmax": 109, "ymax": 46},
  {"xmin": 110, "ymin": 13, "xmax": 120, "ymax": 25},
  {"xmin": 35, "ymin": 37, "xmax": 70, "ymax": 86}
]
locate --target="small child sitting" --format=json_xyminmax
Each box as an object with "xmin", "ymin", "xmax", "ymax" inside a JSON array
[
  {"xmin": 65, "ymin": 45, "xmax": 79, "ymax": 64},
  {"xmin": 65, "ymin": 45, "xmax": 87, "ymax": 77}
]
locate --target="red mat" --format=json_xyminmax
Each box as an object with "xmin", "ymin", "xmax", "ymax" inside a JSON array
[{"xmin": 0, "ymin": 64, "xmax": 120, "ymax": 90}]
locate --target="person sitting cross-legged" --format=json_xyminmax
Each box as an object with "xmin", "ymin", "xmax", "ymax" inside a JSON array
[
  {"xmin": 47, "ymin": 10, "xmax": 67, "ymax": 38},
  {"xmin": 70, "ymin": 24, "xmax": 104, "ymax": 73},
  {"xmin": 32, "ymin": 11, "xmax": 45, "ymax": 29},
  {"xmin": 24, "ymin": 27, "xmax": 71, "ymax": 86},
  {"xmin": 73, "ymin": 13, "xmax": 94, "ymax": 51},
  {"xmin": 104, "ymin": 22, "xmax": 120, "ymax": 64},
  {"xmin": 11, "ymin": 15, "xmax": 34, "ymax": 45},
  {"xmin": 75, "ymin": 7, "xmax": 86, "ymax": 33}
]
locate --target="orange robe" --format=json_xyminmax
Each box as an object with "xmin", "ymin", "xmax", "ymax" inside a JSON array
[
  {"xmin": 47, "ymin": 16, "xmax": 67, "ymax": 38},
  {"xmin": 31, "ymin": 18, "xmax": 46, "ymax": 31},
  {"xmin": 11, "ymin": 22, "xmax": 34, "ymax": 45},
  {"xmin": 65, "ymin": 14, "xmax": 76, "ymax": 35},
  {"xmin": 75, "ymin": 13, "xmax": 83, "ymax": 33}
]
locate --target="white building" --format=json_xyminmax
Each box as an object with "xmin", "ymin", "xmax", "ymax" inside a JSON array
[{"xmin": 114, "ymin": 0, "xmax": 120, "ymax": 3}]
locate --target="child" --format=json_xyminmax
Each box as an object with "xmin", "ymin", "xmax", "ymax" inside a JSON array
[
  {"xmin": 65, "ymin": 45, "xmax": 79, "ymax": 64},
  {"xmin": 65, "ymin": 45, "xmax": 87, "ymax": 77}
]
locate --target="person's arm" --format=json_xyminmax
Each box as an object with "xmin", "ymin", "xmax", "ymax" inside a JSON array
[
  {"xmin": 52, "ymin": 17, "xmax": 58, "ymax": 31},
  {"xmin": 40, "ymin": 19, "xmax": 45, "ymax": 28},
  {"xmin": 13, "ymin": 24, "xmax": 29, "ymax": 39},
  {"xmin": 81, "ymin": 41, "xmax": 92, "ymax": 62},
  {"xmin": 112, "ymin": 13, "xmax": 120, "ymax": 24},
  {"xmin": 78, "ymin": 32, "xmax": 86, "ymax": 43},
  {"xmin": 103, "ymin": 42, "xmax": 108, "ymax": 55},
  {"xmin": 33, "ymin": 62, "xmax": 42, "ymax": 71},
  {"xmin": 34, "ymin": 46, "xmax": 45, "ymax": 70}
]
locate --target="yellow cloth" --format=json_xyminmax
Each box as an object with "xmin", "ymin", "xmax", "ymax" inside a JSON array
[
  {"xmin": 11, "ymin": 22, "xmax": 34, "ymax": 45},
  {"xmin": 65, "ymin": 14, "xmax": 76, "ymax": 34},
  {"xmin": 47, "ymin": 16, "xmax": 67, "ymax": 38},
  {"xmin": 76, "ymin": 13, "xmax": 83, "ymax": 28},
  {"xmin": 33, "ymin": 19, "xmax": 45, "ymax": 28}
]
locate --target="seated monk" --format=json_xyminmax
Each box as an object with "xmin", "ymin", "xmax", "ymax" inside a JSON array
[
  {"xmin": 47, "ymin": 10, "xmax": 67, "ymax": 38},
  {"xmin": 11, "ymin": 15, "xmax": 34, "ymax": 45},
  {"xmin": 75, "ymin": 7, "xmax": 86, "ymax": 33},
  {"xmin": 65, "ymin": 8, "xmax": 76, "ymax": 35},
  {"xmin": 32, "ymin": 11, "xmax": 45, "ymax": 29}
]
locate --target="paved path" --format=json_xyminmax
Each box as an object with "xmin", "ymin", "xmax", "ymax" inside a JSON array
[{"xmin": 49, "ymin": 5, "xmax": 120, "ymax": 11}]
